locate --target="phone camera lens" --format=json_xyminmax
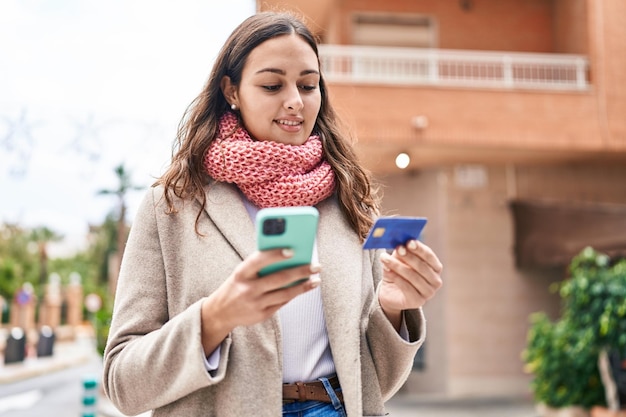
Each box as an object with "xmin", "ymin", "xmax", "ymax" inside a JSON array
[{"xmin": 263, "ymin": 218, "xmax": 286, "ymax": 235}]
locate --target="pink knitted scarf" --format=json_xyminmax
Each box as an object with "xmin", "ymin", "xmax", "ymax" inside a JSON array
[{"xmin": 204, "ymin": 112, "xmax": 336, "ymax": 208}]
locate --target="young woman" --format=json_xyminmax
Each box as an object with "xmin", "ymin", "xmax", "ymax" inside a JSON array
[{"xmin": 102, "ymin": 11, "xmax": 443, "ymax": 417}]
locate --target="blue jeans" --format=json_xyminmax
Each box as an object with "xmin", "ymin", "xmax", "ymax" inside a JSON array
[{"xmin": 282, "ymin": 376, "xmax": 346, "ymax": 417}]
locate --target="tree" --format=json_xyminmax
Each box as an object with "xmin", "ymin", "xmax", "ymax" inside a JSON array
[
  {"xmin": 85, "ymin": 214, "xmax": 118, "ymax": 287},
  {"xmin": 97, "ymin": 163, "xmax": 144, "ymax": 294},
  {"xmin": 0, "ymin": 223, "xmax": 38, "ymax": 300},
  {"xmin": 29, "ymin": 226, "xmax": 63, "ymax": 290}
]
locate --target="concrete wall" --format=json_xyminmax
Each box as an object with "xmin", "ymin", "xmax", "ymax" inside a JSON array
[{"xmin": 378, "ymin": 169, "xmax": 449, "ymax": 394}]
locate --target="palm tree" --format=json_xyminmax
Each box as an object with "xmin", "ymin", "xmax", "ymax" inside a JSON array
[
  {"xmin": 29, "ymin": 226, "xmax": 63, "ymax": 291},
  {"xmin": 29, "ymin": 226, "xmax": 63, "ymax": 325},
  {"xmin": 98, "ymin": 163, "xmax": 144, "ymax": 294}
]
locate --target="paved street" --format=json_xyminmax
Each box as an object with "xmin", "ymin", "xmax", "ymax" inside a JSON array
[
  {"xmin": 0, "ymin": 329, "xmax": 100, "ymax": 417},
  {"xmin": 0, "ymin": 359, "xmax": 101, "ymax": 417}
]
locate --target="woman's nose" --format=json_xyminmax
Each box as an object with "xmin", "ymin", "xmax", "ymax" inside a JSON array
[{"xmin": 283, "ymin": 86, "xmax": 303, "ymax": 111}]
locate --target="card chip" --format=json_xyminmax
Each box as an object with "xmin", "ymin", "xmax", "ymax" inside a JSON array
[{"xmin": 372, "ymin": 227, "xmax": 386, "ymax": 238}]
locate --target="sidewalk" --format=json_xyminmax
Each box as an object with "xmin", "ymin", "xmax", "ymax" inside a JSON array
[
  {"xmin": 1, "ymin": 329, "xmax": 536, "ymax": 417},
  {"xmin": 0, "ymin": 325, "xmax": 97, "ymax": 385},
  {"xmin": 385, "ymin": 394, "xmax": 537, "ymax": 417}
]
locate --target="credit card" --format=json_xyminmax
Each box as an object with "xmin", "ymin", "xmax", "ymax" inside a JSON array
[{"xmin": 363, "ymin": 217, "xmax": 427, "ymax": 249}]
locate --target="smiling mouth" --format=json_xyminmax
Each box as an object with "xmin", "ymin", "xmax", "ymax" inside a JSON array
[{"xmin": 276, "ymin": 119, "xmax": 302, "ymax": 126}]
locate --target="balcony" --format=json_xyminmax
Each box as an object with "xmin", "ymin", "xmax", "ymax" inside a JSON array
[
  {"xmin": 319, "ymin": 45, "xmax": 589, "ymax": 92},
  {"xmin": 316, "ymin": 44, "xmax": 604, "ymax": 173}
]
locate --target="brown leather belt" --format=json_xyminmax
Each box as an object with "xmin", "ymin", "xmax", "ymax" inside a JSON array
[{"xmin": 282, "ymin": 375, "xmax": 343, "ymax": 404}]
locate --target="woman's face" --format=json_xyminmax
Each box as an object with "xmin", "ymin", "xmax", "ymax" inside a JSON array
[{"xmin": 222, "ymin": 34, "xmax": 322, "ymax": 146}]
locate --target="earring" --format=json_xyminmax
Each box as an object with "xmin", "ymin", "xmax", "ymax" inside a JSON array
[{"xmin": 231, "ymin": 103, "xmax": 237, "ymax": 111}]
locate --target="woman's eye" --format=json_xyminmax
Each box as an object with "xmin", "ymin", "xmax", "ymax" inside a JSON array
[
  {"xmin": 300, "ymin": 85, "xmax": 317, "ymax": 92},
  {"xmin": 262, "ymin": 85, "xmax": 281, "ymax": 91}
]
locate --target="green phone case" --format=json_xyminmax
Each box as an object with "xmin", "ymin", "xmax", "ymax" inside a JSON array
[{"xmin": 256, "ymin": 206, "xmax": 319, "ymax": 277}]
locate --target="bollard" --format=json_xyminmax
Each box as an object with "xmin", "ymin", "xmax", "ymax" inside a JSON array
[
  {"xmin": 37, "ymin": 325, "xmax": 55, "ymax": 357},
  {"xmin": 81, "ymin": 375, "xmax": 98, "ymax": 417},
  {"xmin": 4, "ymin": 327, "xmax": 26, "ymax": 364}
]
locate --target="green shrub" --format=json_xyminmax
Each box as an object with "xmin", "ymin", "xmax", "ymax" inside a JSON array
[
  {"xmin": 524, "ymin": 312, "xmax": 605, "ymax": 408},
  {"xmin": 523, "ymin": 247, "xmax": 626, "ymax": 409},
  {"xmin": 561, "ymin": 248, "xmax": 626, "ymax": 351}
]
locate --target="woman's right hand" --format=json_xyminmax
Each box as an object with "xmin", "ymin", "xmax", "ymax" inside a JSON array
[{"xmin": 199, "ymin": 248, "xmax": 321, "ymax": 356}]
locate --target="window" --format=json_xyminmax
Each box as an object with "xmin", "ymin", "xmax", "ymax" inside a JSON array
[{"xmin": 351, "ymin": 13, "xmax": 437, "ymax": 48}]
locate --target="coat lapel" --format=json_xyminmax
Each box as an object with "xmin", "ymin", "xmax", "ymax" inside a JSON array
[
  {"xmin": 201, "ymin": 181, "xmax": 256, "ymax": 261},
  {"xmin": 316, "ymin": 197, "xmax": 363, "ymax": 406}
]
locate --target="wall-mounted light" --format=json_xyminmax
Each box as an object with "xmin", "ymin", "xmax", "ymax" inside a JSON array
[
  {"xmin": 460, "ymin": 0, "xmax": 472, "ymax": 12},
  {"xmin": 395, "ymin": 152, "xmax": 411, "ymax": 170},
  {"xmin": 411, "ymin": 115, "xmax": 429, "ymax": 130}
]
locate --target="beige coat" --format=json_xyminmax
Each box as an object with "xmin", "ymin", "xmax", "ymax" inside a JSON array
[{"xmin": 103, "ymin": 182, "xmax": 426, "ymax": 416}]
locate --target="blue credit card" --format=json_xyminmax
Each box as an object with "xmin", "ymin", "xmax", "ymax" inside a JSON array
[{"xmin": 363, "ymin": 217, "xmax": 428, "ymax": 249}]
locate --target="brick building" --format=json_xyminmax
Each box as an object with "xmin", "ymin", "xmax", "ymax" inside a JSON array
[{"xmin": 258, "ymin": 0, "xmax": 626, "ymax": 398}]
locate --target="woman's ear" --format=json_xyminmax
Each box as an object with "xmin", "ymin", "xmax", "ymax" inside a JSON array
[{"xmin": 220, "ymin": 76, "xmax": 238, "ymax": 108}]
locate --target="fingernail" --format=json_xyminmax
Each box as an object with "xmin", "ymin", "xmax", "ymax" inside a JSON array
[
  {"xmin": 282, "ymin": 248, "xmax": 294, "ymax": 258},
  {"xmin": 398, "ymin": 246, "xmax": 407, "ymax": 256},
  {"xmin": 309, "ymin": 276, "xmax": 321, "ymax": 287},
  {"xmin": 310, "ymin": 264, "xmax": 321, "ymax": 274},
  {"xmin": 408, "ymin": 240, "xmax": 418, "ymax": 250}
]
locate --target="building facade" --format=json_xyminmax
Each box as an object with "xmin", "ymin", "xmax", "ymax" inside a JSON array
[{"xmin": 258, "ymin": 0, "xmax": 626, "ymax": 398}]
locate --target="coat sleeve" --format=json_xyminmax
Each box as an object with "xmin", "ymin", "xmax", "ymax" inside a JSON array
[
  {"xmin": 102, "ymin": 188, "xmax": 232, "ymax": 416},
  {"xmin": 364, "ymin": 248, "xmax": 426, "ymax": 401}
]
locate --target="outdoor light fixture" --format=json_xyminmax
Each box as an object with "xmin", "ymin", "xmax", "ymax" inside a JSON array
[
  {"xmin": 460, "ymin": 0, "xmax": 472, "ymax": 11},
  {"xmin": 411, "ymin": 115, "xmax": 429, "ymax": 130},
  {"xmin": 395, "ymin": 152, "xmax": 411, "ymax": 169}
]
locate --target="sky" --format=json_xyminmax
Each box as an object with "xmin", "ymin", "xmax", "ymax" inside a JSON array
[{"xmin": 0, "ymin": 0, "xmax": 256, "ymax": 256}]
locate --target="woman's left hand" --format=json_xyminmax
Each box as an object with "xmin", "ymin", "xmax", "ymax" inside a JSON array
[{"xmin": 378, "ymin": 240, "xmax": 443, "ymax": 330}]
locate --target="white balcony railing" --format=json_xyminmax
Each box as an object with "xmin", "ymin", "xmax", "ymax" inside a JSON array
[{"xmin": 319, "ymin": 45, "xmax": 589, "ymax": 91}]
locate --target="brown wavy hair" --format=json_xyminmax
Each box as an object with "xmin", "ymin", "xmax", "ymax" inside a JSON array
[{"xmin": 155, "ymin": 11, "xmax": 380, "ymax": 241}]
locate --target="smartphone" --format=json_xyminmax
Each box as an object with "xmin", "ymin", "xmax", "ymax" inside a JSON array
[
  {"xmin": 363, "ymin": 216, "xmax": 428, "ymax": 250},
  {"xmin": 256, "ymin": 206, "xmax": 319, "ymax": 278}
]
